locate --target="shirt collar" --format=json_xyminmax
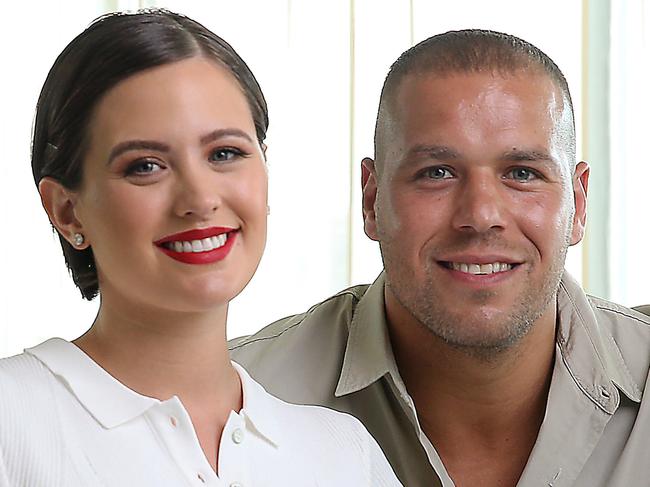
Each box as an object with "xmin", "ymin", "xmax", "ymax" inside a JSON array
[
  {"xmin": 335, "ymin": 272, "xmax": 402, "ymax": 397},
  {"xmin": 25, "ymin": 338, "xmax": 158, "ymax": 429},
  {"xmin": 26, "ymin": 338, "xmax": 283, "ymax": 444},
  {"xmin": 232, "ymin": 361, "xmax": 281, "ymax": 447},
  {"xmin": 334, "ymin": 270, "xmax": 642, "ymax": 410},
  {"xmin": 556, "ymin": 271, "xmax": 642, "ymax": 410}
]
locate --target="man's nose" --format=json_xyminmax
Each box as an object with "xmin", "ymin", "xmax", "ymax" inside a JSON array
[
  {"xmin": 450, "ymin": 172, "xmax": 507, "ymax": 233},
  {"xmin": 172, "ymin": 164, "xmax": 222, "ymax": 220}
]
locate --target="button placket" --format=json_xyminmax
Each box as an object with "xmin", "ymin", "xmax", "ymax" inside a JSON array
[{"xmin": 231, "ymin": 428, "xmax": 244, "ymax": 444}]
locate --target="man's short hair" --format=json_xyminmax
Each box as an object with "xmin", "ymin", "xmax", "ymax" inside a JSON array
[{"xmin": 375, "ymin": 29, "xmax": 576, "ymax": 167}]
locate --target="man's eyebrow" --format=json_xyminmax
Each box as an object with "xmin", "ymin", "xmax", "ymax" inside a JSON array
[
  {"xmin": 107, "ymin": 141, "xmax": 170, "ymax": 164},
  {"xmin": 501, "ymin": 149, "xmax": 554, "ymax": 163},
  {"xmin": 199, "ymin": 128, "xmax": 254, "ymax": 145},
  {"xmin": 405, "ymin": 144, "xmax": 461, "ymax": 161}
]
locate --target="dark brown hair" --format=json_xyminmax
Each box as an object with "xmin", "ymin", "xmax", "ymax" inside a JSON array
[{"xmin": 32, "ymin": 9, "xmax": 269, "ymax": 300}]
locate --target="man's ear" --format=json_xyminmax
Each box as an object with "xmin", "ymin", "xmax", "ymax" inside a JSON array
[
  {"xmin": 570, "ymin": 161, "xmax": 590, "ymax": 245},
  {"xmin": 361, "ymin": 157, "xmax": 379, "ymax": 241},
  {"xmin": 38, "ymin": 177, "xmax": 88, "ymax": 248}
]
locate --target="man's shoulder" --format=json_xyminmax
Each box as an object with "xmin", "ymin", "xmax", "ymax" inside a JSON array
[
  {"xmin": 228, "ymin": 283, "xmax": 372, "ymax": 404},
  {"xmin": 229, "ymin": 282, "xmax": 371, "ymax": 352},
  {"xmin": 587, "ymin": 294, "xmax": 650, "ymax": 330},
  {"xmin": 587, "ymin": 294, "xmax": 650, "ymax": 391}
]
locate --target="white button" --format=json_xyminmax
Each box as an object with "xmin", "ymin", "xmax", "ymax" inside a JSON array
[
  {"xmin": 170, "ymin": 416, "xmax": 178, "ymax": 427},
  {"xmin": 197, "ymin": 472, "xmax": 206, "ymax": 483},
  {"xmin": 231, "ymin": 428, "xmax": 244, "ymax": 444},
  {"xmin": 230, "ymin": 483, "xmax": 243, "ymax": 487}
]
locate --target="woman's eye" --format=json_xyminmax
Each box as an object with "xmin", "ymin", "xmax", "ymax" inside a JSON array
[
  {"xmin": 422, "ymin": 166, "xmax": 453, "ymax": 180},
  {"xmin": 125, "ymin": 160, "xmax": 163, "ymax": 176},
  {"xmin": 209, "ymin": 147, "xmax": 244, "ymax": 163},
  {"xmin": 507, "ymin": 167, "xmax": 538, "ymax": 182}
]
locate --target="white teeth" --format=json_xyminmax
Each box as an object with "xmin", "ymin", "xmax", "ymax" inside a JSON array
[
  {"xmin": 164, "ymin": 234, "xmax": 229, "ymax": 253},
  {"xmin": 450, "ymin": 262, "xmax": 513, "ymax": 275},
  {"xmin": 480, "ymin": 263, "xmax": 493, "ymax": 274},
  {"xmin": 200, "ymin": 238, "xmax": 213, "ymax": 251}
]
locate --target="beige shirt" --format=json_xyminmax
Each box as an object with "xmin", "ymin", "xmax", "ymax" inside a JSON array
[{"xmin": 230, "ymin": 272, "xmax": 650, "ymax": 487}]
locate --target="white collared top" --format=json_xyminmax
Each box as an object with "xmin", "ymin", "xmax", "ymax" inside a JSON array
[{"xmin": 0, "ymin": 338, "xmax": 402, "ymax": 487}]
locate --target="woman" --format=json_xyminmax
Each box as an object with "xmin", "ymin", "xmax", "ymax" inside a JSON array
[{"xmin": 0, "ymin": 9, "xmax": 401, "ymax": 486}]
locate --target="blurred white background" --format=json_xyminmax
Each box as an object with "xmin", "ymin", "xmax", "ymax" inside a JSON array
[{"xmin": 0, "ymin": 0, "xmax": 647, "ymax": 357}]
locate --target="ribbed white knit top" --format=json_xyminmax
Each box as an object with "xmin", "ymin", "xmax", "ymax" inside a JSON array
[{"xmin": 0, "ymin": 338, "xmax": 401, "ymax": 487}]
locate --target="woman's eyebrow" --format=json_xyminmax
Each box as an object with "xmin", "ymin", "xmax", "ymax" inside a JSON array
[
  {"xmin": 107, "ymin": 140, "xmax": 170, "ymax": 164},
  {"xmin": 199, "ymin": 128, "xmax": 254, "ymax": 145}
]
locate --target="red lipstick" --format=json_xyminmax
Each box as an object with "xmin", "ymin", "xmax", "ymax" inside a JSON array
[{"xmin": 154, "ymin": 227, "xmax": 238, "ymax": 265}]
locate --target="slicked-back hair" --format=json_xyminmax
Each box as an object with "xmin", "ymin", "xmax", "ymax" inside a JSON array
[
  {"xmin": 32, "ymin": 8, "xmax": 268, "ymax": 300},
  {"xmin": 375, "ymin": 29, "xmax": 576, "ymax": 167}
]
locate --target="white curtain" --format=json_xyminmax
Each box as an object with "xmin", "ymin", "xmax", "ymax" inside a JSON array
[
  {"xmin": 0, "ymin": 0, "xmax": 585, "ymax": 357},
  {"xmin": 609, "ymin": 0, "xmax": 650, "ymax": 306}
]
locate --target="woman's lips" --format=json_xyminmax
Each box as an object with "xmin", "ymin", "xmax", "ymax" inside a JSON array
[{"xmin": 155, "ymin": 228, "xmax": 238, "ymax": 265}]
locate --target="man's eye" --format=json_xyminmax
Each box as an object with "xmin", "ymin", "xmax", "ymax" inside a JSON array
[
  {"xmin": 209, "ymin": 147, "xmax": 245, "ymax": 163},
  {"xmin": 507, "ymin": 167, "xmax": 539, "ymax": 182},
  {"xmin": 125, "ymin": 160, "xmax": 163, "ymax": 176},
  {"xmin": 422, "ymin": 166, "xmax": 453, "ymax": 180}
]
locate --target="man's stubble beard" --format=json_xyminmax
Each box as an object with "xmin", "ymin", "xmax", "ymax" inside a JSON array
[{"xmin": 380, "ymin": 232, "xmax": 570, "ymax": 361}]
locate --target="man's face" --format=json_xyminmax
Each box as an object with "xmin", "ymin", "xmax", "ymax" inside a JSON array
[{"xmin": 362, "ymin": 71, "xmax": 588, "ymax": 354}]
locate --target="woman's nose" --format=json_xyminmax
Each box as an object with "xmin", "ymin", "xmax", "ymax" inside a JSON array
[{"xmin": 172, "ymin": 166, "xmax": 222, "ymax": 220}]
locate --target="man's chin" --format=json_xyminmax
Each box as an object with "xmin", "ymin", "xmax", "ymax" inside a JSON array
[{"xmin": 423, "ymin": 312, "xmax": 535, "ymax": 358}]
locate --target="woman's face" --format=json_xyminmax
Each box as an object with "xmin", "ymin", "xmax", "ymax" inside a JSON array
[{"xmin": 73, "ymin": 57, "xmax": 268, "ymax": 313}]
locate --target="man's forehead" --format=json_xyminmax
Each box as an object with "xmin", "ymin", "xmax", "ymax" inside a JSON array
[
  {"xmin": 376, "ymin": 69, "xmax": 573, "ymax": 169},
  {"xmin": 389, "ymin": 69, "xmax": 562, "ymax": 116}
]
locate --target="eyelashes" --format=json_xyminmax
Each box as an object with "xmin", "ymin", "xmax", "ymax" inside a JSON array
[
  {"xmin": 414, "ymin": 165, "xmax": 545, "ymax": 183},
  {"xmin": 122, "ymin": 146, "xmax": 252, "ymax": 179}
]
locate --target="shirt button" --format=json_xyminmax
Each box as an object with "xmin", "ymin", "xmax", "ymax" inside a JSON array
[
  {"xmin": 231, "ymin": 428, "xmax": 244, "ymax": 444},
  {"xmin": 197, "ymin": 472, "xmax": 206, "ymax": 483},
  {"xmin": 230, "ymin": 483, "xmax": 243, "ymax": 487},
  {"xmin": 170, "ymin": 416, "xmax": 178, "ymax": 427}
]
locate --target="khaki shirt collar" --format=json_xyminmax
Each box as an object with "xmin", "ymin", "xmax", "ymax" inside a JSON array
[
  {"xmin": 335, "ymin": 271, "xmax": 642, "ymax": 408},
  {"xmin": 335, "ymin": 272, "xmax": 402, "ymax": 397},
  {"xmin": 556, "ymin": 272, "xmax": 642, "ymax": 409},
  {"xmin": 26, "ymin": 338, "xmax": 281, "ymax": 445}
]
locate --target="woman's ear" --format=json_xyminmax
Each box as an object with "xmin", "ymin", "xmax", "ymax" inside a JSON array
[{"xmin": 38, "ymin": 177, "xmax": 88, "ymax": 249}]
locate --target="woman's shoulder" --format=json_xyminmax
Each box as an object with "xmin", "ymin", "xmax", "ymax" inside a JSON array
[
  {"xmin": 0, "ymin": 351, "xmax": 52, "ymax": 387},
  {"xmin": 0, "ymin": 350, "xmax": 58, "ymax": 419}
]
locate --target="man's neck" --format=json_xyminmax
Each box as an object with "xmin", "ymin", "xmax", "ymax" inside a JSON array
[{"xmin": 386, "ymin": 293, "xmax": 557, "ymax": 486}]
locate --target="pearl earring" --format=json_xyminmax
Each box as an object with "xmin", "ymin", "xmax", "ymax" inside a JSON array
[{"xmin": 73, "ymin": 233, "xmax": 85, "ymax": 247}]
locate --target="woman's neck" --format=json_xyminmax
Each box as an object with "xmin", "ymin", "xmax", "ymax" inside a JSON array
[{"xmin": 73, "ymin": 294, "xmax": 240, "ymax": 412}]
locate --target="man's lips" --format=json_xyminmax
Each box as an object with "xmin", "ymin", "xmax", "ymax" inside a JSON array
[{"xmin": 437, "ymin": 255, "xmax": 523, "ymax": 276}]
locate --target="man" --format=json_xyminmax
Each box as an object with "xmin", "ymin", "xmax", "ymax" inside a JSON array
[{"xmin": 230, "ymin": 30, "xmax": 650, "ymax": 486}]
